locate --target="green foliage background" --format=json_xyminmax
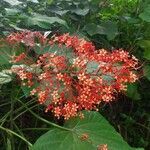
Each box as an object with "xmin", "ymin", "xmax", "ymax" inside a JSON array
[{"xmin": 0, "ymin": 0, "xmax": 150, "ymax": 149}]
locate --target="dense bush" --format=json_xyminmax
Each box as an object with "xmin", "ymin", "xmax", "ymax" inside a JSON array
[{"xmin": 0, "ymin": 0, "xmax": 150, "ymax": 150}]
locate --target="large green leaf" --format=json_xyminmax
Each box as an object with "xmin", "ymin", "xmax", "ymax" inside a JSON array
[
  {"xmin": 3, "ymin": 0, "xmax": 22, "ymax": 6},
  {"xmin": 25, "ymin": 13, "xmax": 68, "ymax": 29},
  {"xmin": 83, "ymin": 23, "xmax": 105, "ymax": 36},
  {"xmin": 32, "ymin": 111, "xmax": 143, "ymax": 150},
  {"xmin": 83, "ymin": 21, "xmax": 118, "ymax": 40},
  {"xmin": 100, "ymin": 21, "xmax": 118, "ymax": 40},
  {"xmin": 139, "ymin": 5, "xmax": 150, "ymax": 22}
]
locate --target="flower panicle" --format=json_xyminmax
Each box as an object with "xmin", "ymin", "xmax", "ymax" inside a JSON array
[{"xmin": 6, "ymin": 31, "xmax": 139, "ymax": 120}]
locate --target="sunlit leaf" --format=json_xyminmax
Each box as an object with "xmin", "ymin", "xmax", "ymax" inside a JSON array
[
  {"xmin": 32, "ymin": 111, "xmax": 143, "ymax": 150},
  {"xmin": 25, "ymin": 13, "xmax": 68, "ymax": 29},
  {"xmin": 27, "ymin": 0, "xmax": 39, "ymax": 3},
  {"xmin": 71, "ymin": 7, "xmax": 89, "ymax": 16},
  {"xmin": 0, "ymin": 70, "xmax": 12, "ymax": 84},
  {"xmin": 3, "ymin": 0, "xmax": 22, "ymax": 6},
  {"xmin": 5, "ymin": 8, "xmax": 20, "ymax": 16}
]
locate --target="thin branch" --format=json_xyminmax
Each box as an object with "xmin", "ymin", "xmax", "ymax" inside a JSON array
[{"xmin": 0, "ymin": 125, "xmax": 33, "ymax": 147}]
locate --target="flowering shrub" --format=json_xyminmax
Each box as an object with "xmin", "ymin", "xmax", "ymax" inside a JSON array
[{"xmin": 3, "ymin": 31, "xmax": 138, "ymax": 120}]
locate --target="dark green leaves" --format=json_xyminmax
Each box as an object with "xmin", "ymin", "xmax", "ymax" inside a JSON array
[
  {"xmin": 32, "ymin": 111, "xmax": 142, "ymax": 150},
  {"xmin": 100, "ymin": 21, "xmax": 118, "ymax": 40},
  {"xmin": 126, "ymin": 83, "xmax": 141, "ymax": 100},
  {"xmin": 83, "ymin": 23, "xmax": 105, "ymax": 36},
  {"xmin": 25, "ymin": 13, "xmax": 68, "ymax": 29},
  {"xmin": 83, "ymin": 21, "xmax": 118, "ymax": 40}
]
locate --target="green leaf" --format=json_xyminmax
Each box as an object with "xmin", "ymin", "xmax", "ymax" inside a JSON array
[
  {"xmin": 100, "ymin": 21, "xmax": 118, "ymax": 40},
  {"xmin": 32, "ymin": 111, "xmax": 143, "ymax": 150},
  {"xmin": 138, "ymin": 40, "xmax": 150, "ymax": 60},
  {"xmin": 50, "ymin": 9, "xmax": 69, "ymax": 16},
  {"xmin": 5, "ymin": 8, "xmax": 20, "ymax": 16},
  {"xmin": 83, "ymin": 21, "xmax": 118, "ymax": 40},
  {"xmin": 0, "ymin": 70, "xmax": 12, "ymax": 85},
  {"xmin": 34, "ymin": 44, "xmax": 75, "ymax": 63},
  {"xmin": 0, "ymin": 45, "xmax": 12, "ymax": 65},
  {"xmin": 102, "ymin": 74, "xmax": 114, "ymax": 83},
  {"xmin": 0, "ymin": 42, "xmax": 26, "ymax": 65},
  {"xmin": 86, "ymin": 61, "xmax": 99, "ymax": 73},
  {"xmin": 83, "ymin": 23, "xmax": 105, "ymax": 36},
  {"xmin": 7, "ymin": 138, "xmax": 11, "ymax": 150},
  {"xmin": 139, "ymin": 40, "xmax": 150, "ymax": 49},
  {"xmin": 46, "ymin": 0, "xmax": 53, "ymax": 5},
  {"xmin": 25, "ymin": 13, "xmax": 68, "ymax": 29},
  {"xmin": 139, "ymin": 5, "xmax": 150, "ymax": 22},
  {"xmin": 3, "ymin": 0, "xmax": 22, "ymax": 6},
  {"xmin": 27, "ymin": 0, "xmax": 39, "ymax": 3},
  {"xmin": 71, "ymin": 7, "xmax": 89, "ymax": 16},
  {"xmin": 144, "ymin": 49, "xmax": 150, "ymax": 60},
  {"xmin": 126, "ymin": 83, "xmax": 141, "ymax": 100},
  {"xmin": 34, "ymin": 45, "xmax": 58, "ymax": 54},
  {"xmin": 9, "ymin": 24, "xmax": 25, "ymax": 31},
  {"xmin": 143, "ymin": 65, "xmax": 150, "ymax": 81}
]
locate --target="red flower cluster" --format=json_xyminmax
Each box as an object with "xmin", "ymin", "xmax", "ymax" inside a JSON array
[
  {"xmin": 7, "ymin": 32, "xmax": 138, "ymax": 120},
  {"xmin": 50, "ymin": 33, "xmax": 95, "ymax": 55}
]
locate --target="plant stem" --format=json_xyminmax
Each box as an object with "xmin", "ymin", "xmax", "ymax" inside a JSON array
[
  {"xmin": 31, "ymin": 111, "xmax": 72, "ymax": 131},
  {"xmin": 0, "ymin": 102, "xmax": 10, "ymax": 107},
  {"xmin": 0, "ymin": 125, "xmax": 33, "ymax": 147},
  {"xmin": 22, "ymin": 128, "xmax": 49, "ymax": 131},
  {"xmin": 10, "ymin": 84, "xmax": 15, "ymax": 148},
  {"xmin": 13, "ymin": 104, "xmax": 39, "ymax": 121},
  {"xmin": 17, "ymin": 99, "xmax": 72, "ymax": 132},
  {"xmin": 0, "ymin": 111, "xmax": 11, "ymax": 125},
  {"xmin": 14, "ymin": 98, "xmax": 37, "ymax": 114}
]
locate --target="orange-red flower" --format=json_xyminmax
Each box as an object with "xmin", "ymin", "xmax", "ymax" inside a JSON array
[{"xmin": 6, "ymin": 31, "xmax": 139, "ymax": 119}]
